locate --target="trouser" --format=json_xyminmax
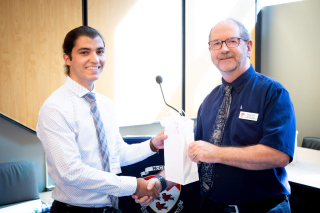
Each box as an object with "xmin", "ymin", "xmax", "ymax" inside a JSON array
[
  {"xmin": 50, "ymin": 200, "xmax": 122, "ymax": 213},
  {"xmin": 200, "ymin": 195, "xmax": 290, "ymax": 213}
]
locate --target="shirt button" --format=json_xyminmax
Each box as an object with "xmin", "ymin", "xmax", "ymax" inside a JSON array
[{"xmin": 215, "ymin": 174, "xmax": 219, "ymax": 177}]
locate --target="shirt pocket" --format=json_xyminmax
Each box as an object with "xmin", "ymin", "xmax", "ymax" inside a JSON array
[{"xmin": 231, "ymin": 107, "xmax": 262, "ymax": 146}]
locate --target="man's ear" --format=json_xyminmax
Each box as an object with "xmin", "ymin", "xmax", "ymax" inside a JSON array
[
  {"xmin": 246, "ymin": 40, "xmax": 253, "ymax": 58},
  {"xmin": 63, "ymin": 53, "xmax": 71, "ymax": 66}
]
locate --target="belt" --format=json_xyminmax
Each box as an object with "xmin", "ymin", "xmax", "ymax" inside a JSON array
[
  {"xmin": 52, "ymin": 200, "xmax": 115, "ymax": 213},
  {"xmin": 210, "ymin": 195, "xmax": 287, "ymax": 213}
]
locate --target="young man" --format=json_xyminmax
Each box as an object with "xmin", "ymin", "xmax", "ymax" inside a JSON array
[
  {"xmin": 37, "ymin": 26, "xmax": 165, "ymax": 213},
  {"xmin": 135, "ymin": 19, "xmax": 295, "ymax": 213}
]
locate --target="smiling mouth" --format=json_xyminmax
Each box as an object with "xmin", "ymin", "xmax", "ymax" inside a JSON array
[
  {"xmin": 220, "ymin": 57, "xmax": 233, "ymax": 61},
  {"xmin": 86, "ymin": 66, "xmax": 100, "ymax": 70}
]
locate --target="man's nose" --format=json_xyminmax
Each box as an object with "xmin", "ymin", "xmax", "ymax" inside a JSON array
[
  {"xmin": 90, "ymin": 53, "xmax": 99, "ymax": 63},
  {"xmin": 220, "ymin": 41, "xmax": 230, "ymax": 52}
]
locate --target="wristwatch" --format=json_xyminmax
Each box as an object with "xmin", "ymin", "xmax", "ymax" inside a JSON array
[{"xmin": 156, "ymin": 175, "xmax": 167, "ymax": 192}]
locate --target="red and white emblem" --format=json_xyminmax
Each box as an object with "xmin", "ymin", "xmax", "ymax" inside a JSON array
[{"xmin": 144, "ymin": 175, "xmax": 181, "ymax": 212}]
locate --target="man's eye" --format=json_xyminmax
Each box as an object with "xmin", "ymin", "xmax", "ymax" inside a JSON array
[
  {"xmin": 97, "ymin": 50, "xmax": 105, "ymax": 54},
  {"xmin": 211, "ymin": 41, "xmax": 220, "ymax": 46},
  {"xmin": 228, "ymin": 39, "xmax": 238, "ymax": 43},
  {"xmin": 80, "ymin": 51, "xmax": 88, "ymax": 55}
]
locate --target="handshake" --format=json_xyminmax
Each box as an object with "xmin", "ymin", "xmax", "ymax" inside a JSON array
[{"xmin": 132, "ymin": 177, "xmax": 162, "ymax": 206}]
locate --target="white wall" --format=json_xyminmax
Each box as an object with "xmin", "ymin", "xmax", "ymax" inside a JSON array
[{"xmin": 260, "ymin": 0, "xmax": 320, "ymax": 146}]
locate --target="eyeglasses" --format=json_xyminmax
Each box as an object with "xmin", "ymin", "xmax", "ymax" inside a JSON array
[{"xmin": 208, "ymin": 37, "xmax": 247, "ymax": 50}]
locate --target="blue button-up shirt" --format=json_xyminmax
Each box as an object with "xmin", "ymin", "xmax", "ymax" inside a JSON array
[{"xmin": 195, "ymin": 64, "xmax": 296, "ymax": 204}]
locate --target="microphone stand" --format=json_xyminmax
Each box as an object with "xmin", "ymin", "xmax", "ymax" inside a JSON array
[{"xmin": 156, "ymin": 76, "xmax": 185, "ymax": 116}]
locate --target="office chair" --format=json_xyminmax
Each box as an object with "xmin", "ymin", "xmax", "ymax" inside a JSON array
[
  {"xmin": 301, "ymin": 137, "xmax": 320, "ymax": 150},
  {"xmin": 0, "ymin": 161, "xmax": 39, "ymax": 207}
]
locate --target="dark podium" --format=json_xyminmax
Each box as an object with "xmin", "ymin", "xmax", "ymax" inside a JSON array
[{"xmin": 119, "ymin": 137, "xmax": 202, "ymax": 213}]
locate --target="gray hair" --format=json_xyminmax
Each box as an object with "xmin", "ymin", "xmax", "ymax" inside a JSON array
[{"xmin": 208, "ymin": 18, "xmax": 251, "ymax": 42}]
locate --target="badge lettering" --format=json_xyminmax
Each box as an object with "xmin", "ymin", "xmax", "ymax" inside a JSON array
[
  {"xmin": 110, "ymin": 156, "xmax": 121, "ymax": 174},
  {"xmin": 239, "ymin": 111, "xmax": 259, "ymax": 121}
]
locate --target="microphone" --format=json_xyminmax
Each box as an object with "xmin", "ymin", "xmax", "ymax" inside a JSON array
[
  {"xmin": 156, "ymin": 75, "xmax": 163, "ymax": 84},
  {"xmin": 155, "ymin": 75, "xmax": 185, "ymax": 116}
]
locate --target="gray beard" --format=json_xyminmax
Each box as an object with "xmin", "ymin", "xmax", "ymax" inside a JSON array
[{"xmin": 220, "ymin": 65, "xmax": 237, "ymax": 73}]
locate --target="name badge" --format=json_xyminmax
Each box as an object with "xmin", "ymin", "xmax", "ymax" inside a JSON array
[
  {"xmin": 110, "ymin": 156, "xmax": 122, "ymax": 174},
  {"xmin": 239, "ymin": 111, "xmax": 259, "ymax": 121}
]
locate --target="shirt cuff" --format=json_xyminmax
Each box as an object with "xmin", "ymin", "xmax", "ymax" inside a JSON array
[
  {"xmin": 118, "ymin": 176, "xmax": 138, "ymax": 196},
  {"xmin": 117, "ymin": 139, "xmax": 156, "ymax": 196},
  {"xmin": 143, "ymin": 139, "xmax": 157, "ymax": 156}
]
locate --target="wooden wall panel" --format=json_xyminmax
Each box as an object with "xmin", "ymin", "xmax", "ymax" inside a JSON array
[
  {"xmin": 12, "ymin": 55, "xmax": 27, "ymax": 122},
  {"xmin": 0, "ymin": 54, "xmax": 11, "ymax": 116},
  {"xmin": 0, "ymin": 2, "xmax": 10, "ymax": 53},
  {"xmin": 0, "ymin": 0, "xmax": 82, "ymax": 130}
]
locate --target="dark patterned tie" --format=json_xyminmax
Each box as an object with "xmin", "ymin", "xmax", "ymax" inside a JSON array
[
  {"xmin": 83, "ymin": 92, "xmax": 118, "ymax": 209},
  {"xmin": 200, "ymin": 84, "xmax": 232, "ymax": 193}
]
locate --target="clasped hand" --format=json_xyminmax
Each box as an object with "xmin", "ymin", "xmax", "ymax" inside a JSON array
[{"xmin": 132, "ymin": 178, "xmax": 161, "ymax": 206}]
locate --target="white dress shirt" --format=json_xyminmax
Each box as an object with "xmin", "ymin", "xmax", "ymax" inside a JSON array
[{"xmin": 37, "ymin": 77, "xmax": 155, "ymax": 207}]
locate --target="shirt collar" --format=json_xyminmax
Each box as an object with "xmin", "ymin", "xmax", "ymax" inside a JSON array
[
  {"xmin": 221, "ymin": 64, "xmax": 255, "ymax": 94},
  {"xmin": 64, "ymin": 76, "xmax": 96, "ymax": 98}
]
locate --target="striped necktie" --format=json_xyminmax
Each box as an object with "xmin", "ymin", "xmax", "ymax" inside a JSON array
[
  {"xmin": 83, "ymin": 92, "xmax": 118, "ymax": 210},
  {"xmin": 200, "ymin": 84, "xmax": 233, "ymax": 194}
]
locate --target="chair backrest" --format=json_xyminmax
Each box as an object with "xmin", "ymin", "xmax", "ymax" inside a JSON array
[
  {"xmin": 302, "ymin": 137, "xmax": 320, "ymax": 150},
  {"xmin": 0, "ymin": 161, "xmax": 39, "ymax": 206}
]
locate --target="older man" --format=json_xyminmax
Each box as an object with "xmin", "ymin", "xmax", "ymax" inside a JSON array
[{"xmin": 135, "ymin": 19, "xmax": 295, "ymax": 213}]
